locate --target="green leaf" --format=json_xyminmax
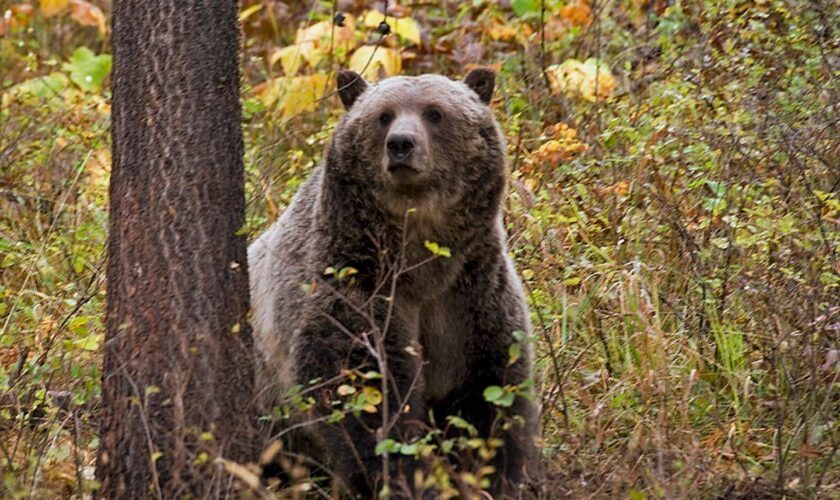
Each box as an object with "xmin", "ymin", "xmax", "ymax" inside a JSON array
[
  {"xmin": 337, "ymin": 266, "xmax": 358, "ymax": 280},
  {"xmin": 496, "ymin": 391, "xmax": 515, "ymax": 407},
  {"xmin": 483, "ymin": 385, "xmax": 515, "ymax": 407},
  {"xmin": 72, "ymin": 334, "xmax": 100, "ymax": 351},
  {"xmin": 483, "ymin": 385, "xmax": 504, "ymax": 401},
  {"xmin": 375, "ymin": 438, "xmax": 400, "ymax": 455},
  {"xmin": 704, "ymin": 180, "xmax": 726, "ymax": 197},
  {"xmin": 446, "ymin": 415, "xmax": 478, "ymax": 436},
  {"xmin": 399, "ymin": 442, "xmax": 419, "ymax": 455},
  {"xmin": 511, "ymin": 0, "xmax": 539, "ymax": 16},
  {"xmin": 563, "ymin": 276, "xmax": 582, "ymax": 286},
  {"xmin": 2, "ymin": 73, "xmax": 70, "ymax": 105},
  {"xmin": 1, "ymin": 253, "xmax": 17, "ymax": 268},
  {"xmin": 508, "ymin": 342, "xmax": 521, "ymax": 365},
  {"xmin": 68, "ymin": 316, "xmax": 92, "ymax": 335},
  {"xmin": 62, "ymin": 47, "xmax": 112, "ymax": 92}
]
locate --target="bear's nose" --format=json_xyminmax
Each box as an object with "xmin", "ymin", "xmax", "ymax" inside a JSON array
[{"xmin": 386, "ymin": 135, "xmax": 415, "ymax": 162}]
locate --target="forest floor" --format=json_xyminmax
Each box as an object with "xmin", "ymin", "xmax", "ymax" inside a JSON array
[{"xmin": 2, "ymin": 1, "xmax": 838, "ymax": 498}]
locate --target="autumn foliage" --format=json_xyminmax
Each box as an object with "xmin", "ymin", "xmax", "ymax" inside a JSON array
[{"xmin": 1, "ymin": 0, "xmax": 838, "ymax": 498}]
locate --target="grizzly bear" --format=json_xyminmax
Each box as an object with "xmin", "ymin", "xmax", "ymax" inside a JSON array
[{"xmin": 248, "ymin": 68, "xmax": 536, "ymax": 497}]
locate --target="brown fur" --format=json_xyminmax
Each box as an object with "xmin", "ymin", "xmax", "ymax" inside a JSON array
[{"xmin": 249, "ymin": 70, "xmax": 537, "ymax": 497}]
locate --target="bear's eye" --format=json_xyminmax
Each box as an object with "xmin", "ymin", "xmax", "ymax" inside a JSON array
[
  {"xmin": 378, "ymin": 111, "xmax": 394, "ymax": 126},
  {"xmin": 423, "ymin": 108, "xmax": 443, "ymax": 124}
]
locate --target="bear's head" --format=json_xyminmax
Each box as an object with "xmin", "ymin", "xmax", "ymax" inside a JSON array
[{"xmin": 327, "ymin": 69, "xmax": 506, "ymax": 220}]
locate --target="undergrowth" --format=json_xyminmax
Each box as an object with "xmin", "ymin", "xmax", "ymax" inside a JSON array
[{"xmin": 1, "ymin": 0, "xmax": 837, "ymax": 497}]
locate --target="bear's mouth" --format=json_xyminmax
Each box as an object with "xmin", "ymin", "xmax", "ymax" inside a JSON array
[
  {"xmin": 386, "ymin": 162, "xmax": 422, "ymax": 185},
  {"xmin": 387, "ymin": 161, "xmax": 418, "ymax": 174}
]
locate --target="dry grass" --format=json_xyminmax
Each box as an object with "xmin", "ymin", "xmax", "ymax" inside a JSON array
[{"xmin": 2, "ymin": 0, "xmax": 838, "ymax": 497}]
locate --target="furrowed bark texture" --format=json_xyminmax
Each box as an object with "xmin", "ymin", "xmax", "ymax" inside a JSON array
[{"xmin": 97, "ymin": 1, "xmax": 255, "ymax": 497}]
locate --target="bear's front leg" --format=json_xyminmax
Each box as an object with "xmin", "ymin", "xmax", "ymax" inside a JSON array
[
  {"xmin": 433, "ymin": 257, "xmax": 537, "ymax": 497},
  {"xmin": 296, "ymin": 299, "xmax": 425, "ymax": 498}
]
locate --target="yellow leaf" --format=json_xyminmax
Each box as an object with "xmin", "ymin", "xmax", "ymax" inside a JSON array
[
  {"xmin": 297, "ymin": 17, "xmax": 355, "ymax": 46},
  {"xmin": 288, "ymin": 17, "xmax": 357, "ymax": 70},
  {"xmin": 270, "ymin": 46, "xmax": 304, "ymax": 76},
  {"xmin": 362, "ymin": 386, "xmax": 382, "ymax": 406},
  {"xmin": 69, "ymin": 0, "xmax": 106, "ymax": 36},
  {"xmin": 392, "ymin": 17, "xmax": 421, "ymax": 45},
  {"xmin": 488, "ymin": 24, "xmax": 519, "ymax": 42},
  {"xmin": 348, "ymin": 45, "xmax": 401, "ymax": 81},
  {"xmin": 424, "ymin": 240, "xmax": 452, "ymax": 258},
  {"xmin": 361, "ymin": 10, "xmax": 421, "ymax": 45},
  {"xmin": 362, "ymin": 9, "xmax": 383, "ymax": 28},
  {"xmin": 239, "ymin": 3, "xmax": 262, "ymax": 22},
  {"xmin": 40, "ymin": 0, "xmax": 68, "ymax": 17},
  {"xmin": 296, "ymin": 20, "xmax": 332, "ymax": 43},
  {"xmin": 256, "ymin": 74, "xmax": 328, "ymax": 119},
  {"xmin": 546, "ymin": 58, "xmax": 616, "ymax": 101}
]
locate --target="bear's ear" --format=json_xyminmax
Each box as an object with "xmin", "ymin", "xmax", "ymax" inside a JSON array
[
  {"xmin": 463, "ymin": 68, "xmax": 496, "ymax": 105},
  {"xmin": 337, "ymin": 70, "xmax": 369, "ymax": 110}
]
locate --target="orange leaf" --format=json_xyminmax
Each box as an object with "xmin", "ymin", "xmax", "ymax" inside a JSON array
[
  {"xmin": 8, "ymin": 4, "xmax": 36, "ymax": 28},
  {"xmin": 69, "ymin": 0, "xmax": 106, "ymax": 36},
  {"xmin": 39, "ymin": 0, "xmax": 68, "ymax": 17},
  {"xmin": 560, "ymin": 2, "xmax": 592, "ymax": 27}
]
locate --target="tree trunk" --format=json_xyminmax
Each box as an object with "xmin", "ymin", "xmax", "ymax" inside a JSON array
[{"xmin": 97, "ymin": 1, "xmax": 255, "ymax": 497}]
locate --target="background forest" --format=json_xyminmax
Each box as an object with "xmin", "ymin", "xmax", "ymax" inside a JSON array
[{"xmin": 1, "ymin": 0, "xmax": 838, "ymax": 498}]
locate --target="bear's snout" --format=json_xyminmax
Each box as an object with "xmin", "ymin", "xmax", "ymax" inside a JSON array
[
  {"xmin": 386, "ymin": 134, "xmax": 416, "ymax": 162},
  {"xmin": 381, "ymin": 114, "xmax": 429, "ymax": 182}
]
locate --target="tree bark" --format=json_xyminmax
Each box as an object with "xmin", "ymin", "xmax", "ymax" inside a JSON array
[{"xmin": 97, "ymin": 1, "xmax": 255, "ymax": 497}]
